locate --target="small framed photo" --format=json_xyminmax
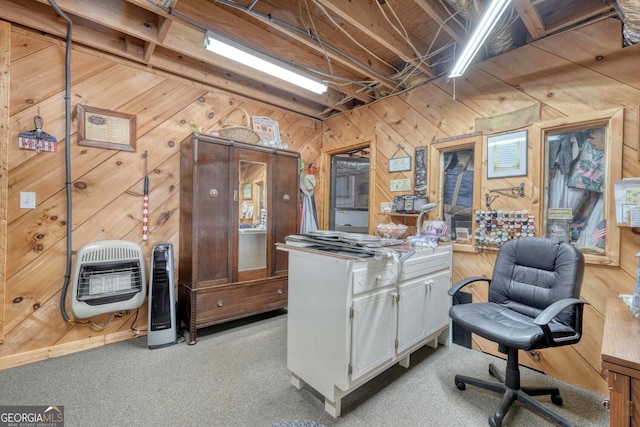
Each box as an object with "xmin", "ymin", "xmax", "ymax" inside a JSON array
[
  {"xmin": 242, "ymin": 183, "xmax": 252, "ymax": 199},
  {"xmin": 487, "ymin": 130, "xmax": 528, "ymax": 178},
  {"xmin": 455, "ymin": 228, "xmax": 470, "ymax": 243}
]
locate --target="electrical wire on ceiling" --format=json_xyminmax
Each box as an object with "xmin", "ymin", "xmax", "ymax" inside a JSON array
[
  {"xmin": 386, "ymin": 4, "xmax": 464, "ymax": 93},
  {"xmin": 375, "ymin": 0, "xmax": 440, "ymax": 72},
  {"xmin": 146, "ymin": 0, "xmax": 478, "ymax": 113},
  {"xmin": 209, "ymin": 0, "xmax": 399, "ymax": 88},
  {"xmin": 309, "ymin": 0, "xmax": 400, "ymax": 73},
  {"xmin": 300, "ymin": 0, "xmax": 336, "ymax": 86},
  {"xmin": 147, "ymin": 0, "xmax": 393, "ymax": 111}
]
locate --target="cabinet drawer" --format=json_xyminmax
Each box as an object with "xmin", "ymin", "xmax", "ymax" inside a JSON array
[
  {"xmin": 352, "ymin": 263, "xmax": 398, "ymax": 295},
  {"xmin": 399, "ymin": 249, "xmax": 450, "ymax": 282},
  {"xmin": 194, "ymin": 279, "xmax": 288, "ymax": 326}
]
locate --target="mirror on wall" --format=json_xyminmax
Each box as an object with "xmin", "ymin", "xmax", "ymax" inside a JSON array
[{"xmin": 238, "ymin": 160, "xmax": 267, "ymax": 272}]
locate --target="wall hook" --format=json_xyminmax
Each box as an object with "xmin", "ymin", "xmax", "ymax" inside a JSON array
[{"xmin": 485, "ymin": 183, "xmax": 525, "ymax": 208}]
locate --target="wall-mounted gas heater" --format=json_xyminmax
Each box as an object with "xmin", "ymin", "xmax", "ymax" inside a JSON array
[{"xmin": 71, "ymin": 240, "xmax": 147, "ymax": 319}]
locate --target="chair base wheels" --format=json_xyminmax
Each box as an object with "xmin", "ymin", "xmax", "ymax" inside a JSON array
[{"xmin": 454, "ymin": 363, "xmax": 575, "ymax": 427}]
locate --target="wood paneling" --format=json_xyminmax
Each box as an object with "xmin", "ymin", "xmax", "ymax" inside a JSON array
[
  {"xmin": 322, "ymin": 17, "xmax": 638, "ymax": 397},
  {"xmin": 0, "ymin": 20, "xmax": 10, "ymax": 344},
  {"xmin": 0, "ymin": 14, "xmax": 637, "ymax": 402},
  {"xmin": 0, "ymin": 25, "xmax": 321, "ymax": 367}
]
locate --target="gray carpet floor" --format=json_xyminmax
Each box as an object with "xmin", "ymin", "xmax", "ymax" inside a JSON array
[{"xmin": 0, "ymin": 310, "xmax": 609, "ymax": 426}]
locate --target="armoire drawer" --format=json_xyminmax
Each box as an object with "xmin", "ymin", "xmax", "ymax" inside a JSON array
[{"xmin": 193, "ymin": 279, "xmax": 288, "ymax": 326}]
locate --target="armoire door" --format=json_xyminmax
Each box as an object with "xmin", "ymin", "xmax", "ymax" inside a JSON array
[
  {"xmin": 273, "ymin": 152, "xmax": 300, "ymax": 276},
  {"xmin": 180, "ymin": 137, "xmax": 231, "ymax": 287},
  {"xmin": 233, "ymin": 147, "xmax": 273, "ymax": 283}
]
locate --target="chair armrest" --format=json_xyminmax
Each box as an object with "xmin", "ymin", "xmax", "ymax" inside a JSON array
[
  {"xmin": 533, "ymin": 298, "xmax": 589, "ymax": 346},
  {"xmin": 448, "ymin": 276, "xmax": 491, "ymax": 296},
  {"xmin": 533, "ymin": 298, "xmax": 588, "ymax": 326}
]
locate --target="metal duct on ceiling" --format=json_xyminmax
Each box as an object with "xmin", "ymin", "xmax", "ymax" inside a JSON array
[
  {"xmin": 446, "ymin": 0, "xmax": 515, "ymax": 57},
  {"xmin": 443, "ymin": 0, "xmax": 483, "ymax": 20},
  {"xmin": 486, "ymin": 8, "xmax": 517, "ymax": 56},
  {"xmin": 615, "ymin": 0, "xmax": 640, "ymax": 45}
]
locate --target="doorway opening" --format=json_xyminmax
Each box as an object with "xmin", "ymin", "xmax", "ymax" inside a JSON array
[
  {"xmin": 319, "ymin": 136, "xmax": 377, "ymax": 233},
  {"xmin": 330, "ymin": 153, "xmax": 370, "ymax": 234}
]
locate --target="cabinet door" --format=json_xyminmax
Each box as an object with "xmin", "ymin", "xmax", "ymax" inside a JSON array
[
  {"xmin": 350, "ymin": 289, "xmax": 396, "ymax": 382},
  {"xmin": 188, "ymin": 139, "xmax": 231, "ymax": 285},
  {"xmin": 233, "ymin": 147, "xmax": 273, "ymax": 283},
  {"xmin": 397, "ymin": 270, "xmax": 452, "ymax": 354},
  {"xmin": 426, "ymin": 270, "xmax": 452, "ymax": 336},
  {"xmin": 397, "ymin": 277, "xmax": 429, "ymax": 354},
  {"xmin": 273, "ymin": 152, "xmax": 299, "ymax": 276}
]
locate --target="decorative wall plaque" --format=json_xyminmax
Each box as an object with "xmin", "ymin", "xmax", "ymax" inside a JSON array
[{"xmin": 76, "ymin": 104, "xmax": 136, "ymax": 152}]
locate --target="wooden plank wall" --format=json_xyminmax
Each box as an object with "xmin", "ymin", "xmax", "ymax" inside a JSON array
[
  {"xmin": 0, "ymin": 25, "xmax": 322, "ymax": 369},
  {"xmin": 0, "ymin": 21, "xmax": 10, "ymax": 344},
  {"xmin": 1, "ymin": 16, "xmax": 639, "ymax": 400},
  {"xmin": 321, "ymin": 17, "xmax": 640, "ymax": 396}
]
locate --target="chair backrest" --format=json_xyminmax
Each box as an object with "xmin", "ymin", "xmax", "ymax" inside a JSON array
[{"xmin": 489, "ymin": 237, "xmax": 585, "ymax": 328}]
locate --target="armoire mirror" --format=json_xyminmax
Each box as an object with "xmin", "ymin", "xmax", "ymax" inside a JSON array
[{"xmin": 238, "ymin": 160, "xmax": 267, "ymax": 272}]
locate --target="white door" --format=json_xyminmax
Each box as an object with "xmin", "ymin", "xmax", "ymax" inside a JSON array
[
  {"xmin": 426, "ymin": 271, "xmax": 452, "ymax": 335},
  {"xmin": 397, "ymin": 277, "xmax": 429, "ymax": 354},
  {"xmin": 350, "ymin": 288, "xmax": 396, "ymax": 382}
]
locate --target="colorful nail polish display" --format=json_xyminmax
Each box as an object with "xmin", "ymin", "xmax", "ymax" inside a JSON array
[{"xmin": 474, "ymin": 209, "xmax": 534, "ymax": 250}]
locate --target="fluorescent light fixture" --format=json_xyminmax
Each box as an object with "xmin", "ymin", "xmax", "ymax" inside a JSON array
[
  {"xmin": 448, "ymin": 0, "xmax": 512, "ymax": 78},
  {"xmin": 204, "ymin": 30, "xmax": 328, "ymax": 95}
]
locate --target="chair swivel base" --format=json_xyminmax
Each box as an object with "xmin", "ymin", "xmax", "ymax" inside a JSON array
[{"xmin": 454, "ymin": 363, "xmax": 574, "ymax": 427}]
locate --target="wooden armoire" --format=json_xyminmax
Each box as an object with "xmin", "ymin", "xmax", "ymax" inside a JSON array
[{"xmin": 178, "ymin": 133, "xmax": 300, "ymax": 344}]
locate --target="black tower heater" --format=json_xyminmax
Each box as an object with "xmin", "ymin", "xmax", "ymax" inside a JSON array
[{"xmin": 147, "ymin": 242, "xmax": 177, "ymax": 349}]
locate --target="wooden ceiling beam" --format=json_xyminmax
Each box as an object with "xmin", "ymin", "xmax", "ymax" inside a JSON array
[
  {"xmin": 149, "ymin": 47, "xmax": 332, "ymax": 117},
  {"xmin": 314, "ymin": 0, "xmax": 435, "ymax": 78},
  {"xmin": 412, "ymin": 0, "xmax": 466, "ymax": 45},
  {"xmin": 32, "ymin": 0, "xmax": 160, "ymax": 42},
  {"xmin": 161, "ymin": 20, "xmax": 342, "ymax": 109},
  {"xmin": 172, "ymin": 0, "xmax": 391, "ymax": 96},
  {"xmin": 22, "ymin": 0, "xmax": 350, "ymax": 112},
  {"xmin": 0, "ymin": 0, "xmax": 147, "ymax": 63},
  {"xmin": 513, "ymin": 0, "xmax": 547, "ymax": 40}
]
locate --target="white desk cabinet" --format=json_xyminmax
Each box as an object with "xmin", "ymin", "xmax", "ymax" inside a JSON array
[{"xmin": 282, "ymin": 244, "xmax": 453, "ymax": 417}]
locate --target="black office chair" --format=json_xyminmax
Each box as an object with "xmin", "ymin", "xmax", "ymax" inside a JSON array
[{"xmin": 448, "ymin": 237, "xmax": 586, "ymax": 427}]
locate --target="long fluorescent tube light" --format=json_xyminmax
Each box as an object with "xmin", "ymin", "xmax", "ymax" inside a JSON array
[
  {"xmin": 448, "ymin": 0, "xmax": 512, "ymax": 78},
  {"xmin": 204, "ymin": 30, "xmax": 328, "ymax": 95}
]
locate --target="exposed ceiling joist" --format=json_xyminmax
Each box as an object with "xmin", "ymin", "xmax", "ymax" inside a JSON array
[{"xmin": 1, "ymin": 0, "xmax": 618, "ymax": 119}]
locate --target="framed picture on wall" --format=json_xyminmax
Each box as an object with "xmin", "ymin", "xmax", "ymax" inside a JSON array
[
  {"xmin": 487, "ymin": 130, "xmax": 528, "ymax": 178},
  {"xmin": 242, "ymin": 183, "xmax": 252, "ymax": 199}
]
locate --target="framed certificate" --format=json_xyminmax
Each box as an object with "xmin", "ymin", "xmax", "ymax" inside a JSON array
[
  {"xmin": 388, "ymin": 156, "xmax": 412, "ymax": 172},
  {"xmin": 76, "ymin": 104, "xmax": 136, "ymax": 152},
  {"xmin": 487, "ymin": 130, "xmax": 527, "ymax": 178}
]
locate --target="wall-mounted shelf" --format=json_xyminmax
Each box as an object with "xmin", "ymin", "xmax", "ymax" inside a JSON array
[
  {"xmin": 383, "ymin": 212, "xmax": 419, "ymax": 217},
  {"xmin": 380, "ymin": 212, "xmax": 419, "ymax": 235}
]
